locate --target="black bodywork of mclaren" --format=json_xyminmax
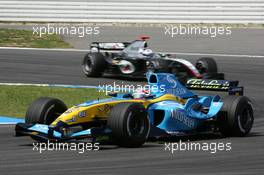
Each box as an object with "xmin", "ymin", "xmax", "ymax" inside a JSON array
[{"xmin": 82, "ymin": 37, "xmax": 224, "ymax": 83}]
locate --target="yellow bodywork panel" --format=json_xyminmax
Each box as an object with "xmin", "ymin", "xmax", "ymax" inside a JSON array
[{"xmin": 51, "ymin": 94, "xmax": 185, "ymax": 126}]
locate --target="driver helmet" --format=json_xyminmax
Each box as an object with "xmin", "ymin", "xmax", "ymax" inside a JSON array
[
  {"xmin": 132, "ymin": 88, "xmax": 150, "ymax": 99},
  {"xmin": 139, "ymin": 48, "xmax": 154, "ymax": 56}
]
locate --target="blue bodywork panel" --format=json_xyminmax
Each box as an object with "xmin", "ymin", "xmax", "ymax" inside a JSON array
[
  {"xmin": 146, "ymin": 73, "xmax": 223, "ymax": 134},
  {"xmin": 147, "ymin": 73, "xmax": 196, "ymax": 99}
]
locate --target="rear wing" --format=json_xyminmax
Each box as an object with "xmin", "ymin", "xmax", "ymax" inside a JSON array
[
  {"xmin": 90, "ymin": 42, "xmax": 131, "ymax": 51},
  {"xmin": 186, "ymin": 79, "xmax": 244, "ymax": 96}
]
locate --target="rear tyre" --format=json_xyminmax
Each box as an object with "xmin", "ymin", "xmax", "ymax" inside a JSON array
[
  {"xmin": 218, "ymin": 96, "xmax": 254, "ymax": 137},
  {"xmin": 108, "ymin": 103, "xmax": 150, "ymax": 148},
  {"xmin": 196, "ymin": 57, "xmax": 225, "ymax": 79},
  {"xmin": 82, "ymin": 53, "xmax": 107, "ymax": 77},
  {"xmin": 25, "ymin": 97, "xmax": 67, "ymax": 125},
  {"xmin": 196, "ymin": 57, "xmax": 218, "ymax": 74}
]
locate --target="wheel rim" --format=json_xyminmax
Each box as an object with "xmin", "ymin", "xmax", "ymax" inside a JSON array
[
  {"xmin": 44, "ymin": 105, "xmax": 64, "ymax": 124},
  {"xmin": 44, "ymin": 105, "xmax": 57, "ymax": 124},
  {"xmin": 84, "ymin": 56, "xmax": 93, "ymax": 73},
  {"xmin": 171, "ymin": 67, "xmax": 178, "ymax": 75},
  {"xmin": 127, "ymin": 111, "xmax": 148, "ymax": 137},
  {"xmin": 238, "ymin": 107, "xmax": 253, "ymax": 133},
  {"xmin": 147, "ymin": 61, "xmax": 156, "ymax": 72},
  {"xmin": 196, "ymin": 61, "xmax": 207, "ymax": 74}
]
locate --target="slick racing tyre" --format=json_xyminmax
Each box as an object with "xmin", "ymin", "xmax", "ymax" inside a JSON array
[
  {"xmin": 82, "ymin": 53, "xmax": 107, "ymax": 77},
  {"xmin": 108, "ymin": 103, "xmax": 150, "ymax": 148},
  {"xmin": 195, "ymin": 57, "xmax": 218, "ymax": 74},
  {"xmin": 218, "ymin": 96, "xmax": 254, "ymax": 137},
  {"xmin": 25, "ymin": 97, "xmax": 67, "ymax": 125},
  {"xmin": 195, "ymin": 57, "xmax": 223, "ymax": 78}
]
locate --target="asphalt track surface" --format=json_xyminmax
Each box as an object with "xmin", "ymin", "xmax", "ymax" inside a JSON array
[
  {"xmin": 1, "ymin": 24, "xmax": 264, "ymax": 55},
  {"xmin": 0, "ymin": 48, "xmax": 264, "ymax": 174}
]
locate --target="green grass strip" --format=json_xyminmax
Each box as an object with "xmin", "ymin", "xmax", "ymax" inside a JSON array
[
  {"xmin": 0, "ymin": 28, "xmax": 72, "ymax": 48},
  {"xmin": 0, "ymin": 86, "xmax": 107, "ymax": 118}
]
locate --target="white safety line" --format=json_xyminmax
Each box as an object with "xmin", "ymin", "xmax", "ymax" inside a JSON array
[
  {"xmin": 0, "ymin": 46, "xmax": 264, "ymax": 58},
  {"xmin": 0, "ymin": 82, "xmax": 98, "ymax": 89},
  {"xmin": 0, "ymin": 82, "xmax": 50, "ymax": 86},
  {"xmin": 0, "ymin": 46, "xmax": 87, "ymax": 52},
  {"xmin": 165, "ymin": 52, "xmax": 264, "ymax": 58}
]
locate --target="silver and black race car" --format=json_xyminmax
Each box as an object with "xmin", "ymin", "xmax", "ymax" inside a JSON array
[{"xmin": 82, "ymin": 36, "xmax": 224, "ymax": 83}]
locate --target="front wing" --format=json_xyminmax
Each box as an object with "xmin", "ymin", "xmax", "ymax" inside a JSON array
[{"xmin": 15, "ymin": 123, "xmax": 111, "ymax": 141}]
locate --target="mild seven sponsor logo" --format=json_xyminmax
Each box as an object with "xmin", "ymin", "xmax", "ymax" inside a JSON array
[{"xmin": 170, "ymin": 109, "xmax": 195, "ymax": 128}]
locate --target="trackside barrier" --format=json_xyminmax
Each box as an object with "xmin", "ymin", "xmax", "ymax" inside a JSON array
[{"xmin": 0, "ymin": 0, "xmax": 263, "ymax": 24}]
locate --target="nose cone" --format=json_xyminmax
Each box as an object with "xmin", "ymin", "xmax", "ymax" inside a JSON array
[{"xmin": 51, "ymin": 106, "xmax": 82, "ymax": 126}]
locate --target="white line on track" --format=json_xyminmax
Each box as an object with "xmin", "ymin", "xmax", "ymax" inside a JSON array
[
  {"xmin": 0, "ymin": 82, "xmax": 98, "ymax": 89},
  {"xmin": 0, "ymin": 46, "xmax": 87, "ymax": 52},
  {"xmin": 0, "ymin": 82, "xmax": 50, "ymax": 86},
  {"xmin": 0, "ymin": 46, "xmax": 264, "ymax": 58},
  {"xmin": 166, "ymin": 52, "xmax": 264, "ymax": 58}
]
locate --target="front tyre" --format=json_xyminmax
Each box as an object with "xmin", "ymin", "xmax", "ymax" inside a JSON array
[
  {"xmin": 25, "ymin": 97, "xmax": 67, "ymax": 125},
  {"xmin": 108, "ymin": 103, "xmax": 150, "ymax": 148},
  {"xmin": 82, "ymin": 53, "xmax": 107, "ymax": 77},
  {"xmin": 218, "ymin": 96, "xmax": 254, "ymax": 137}
]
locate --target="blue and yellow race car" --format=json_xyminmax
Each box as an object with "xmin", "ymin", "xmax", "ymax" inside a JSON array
[{"xmin": 16, "ymin": 73, "xmax": 254, "ymax": 148}]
